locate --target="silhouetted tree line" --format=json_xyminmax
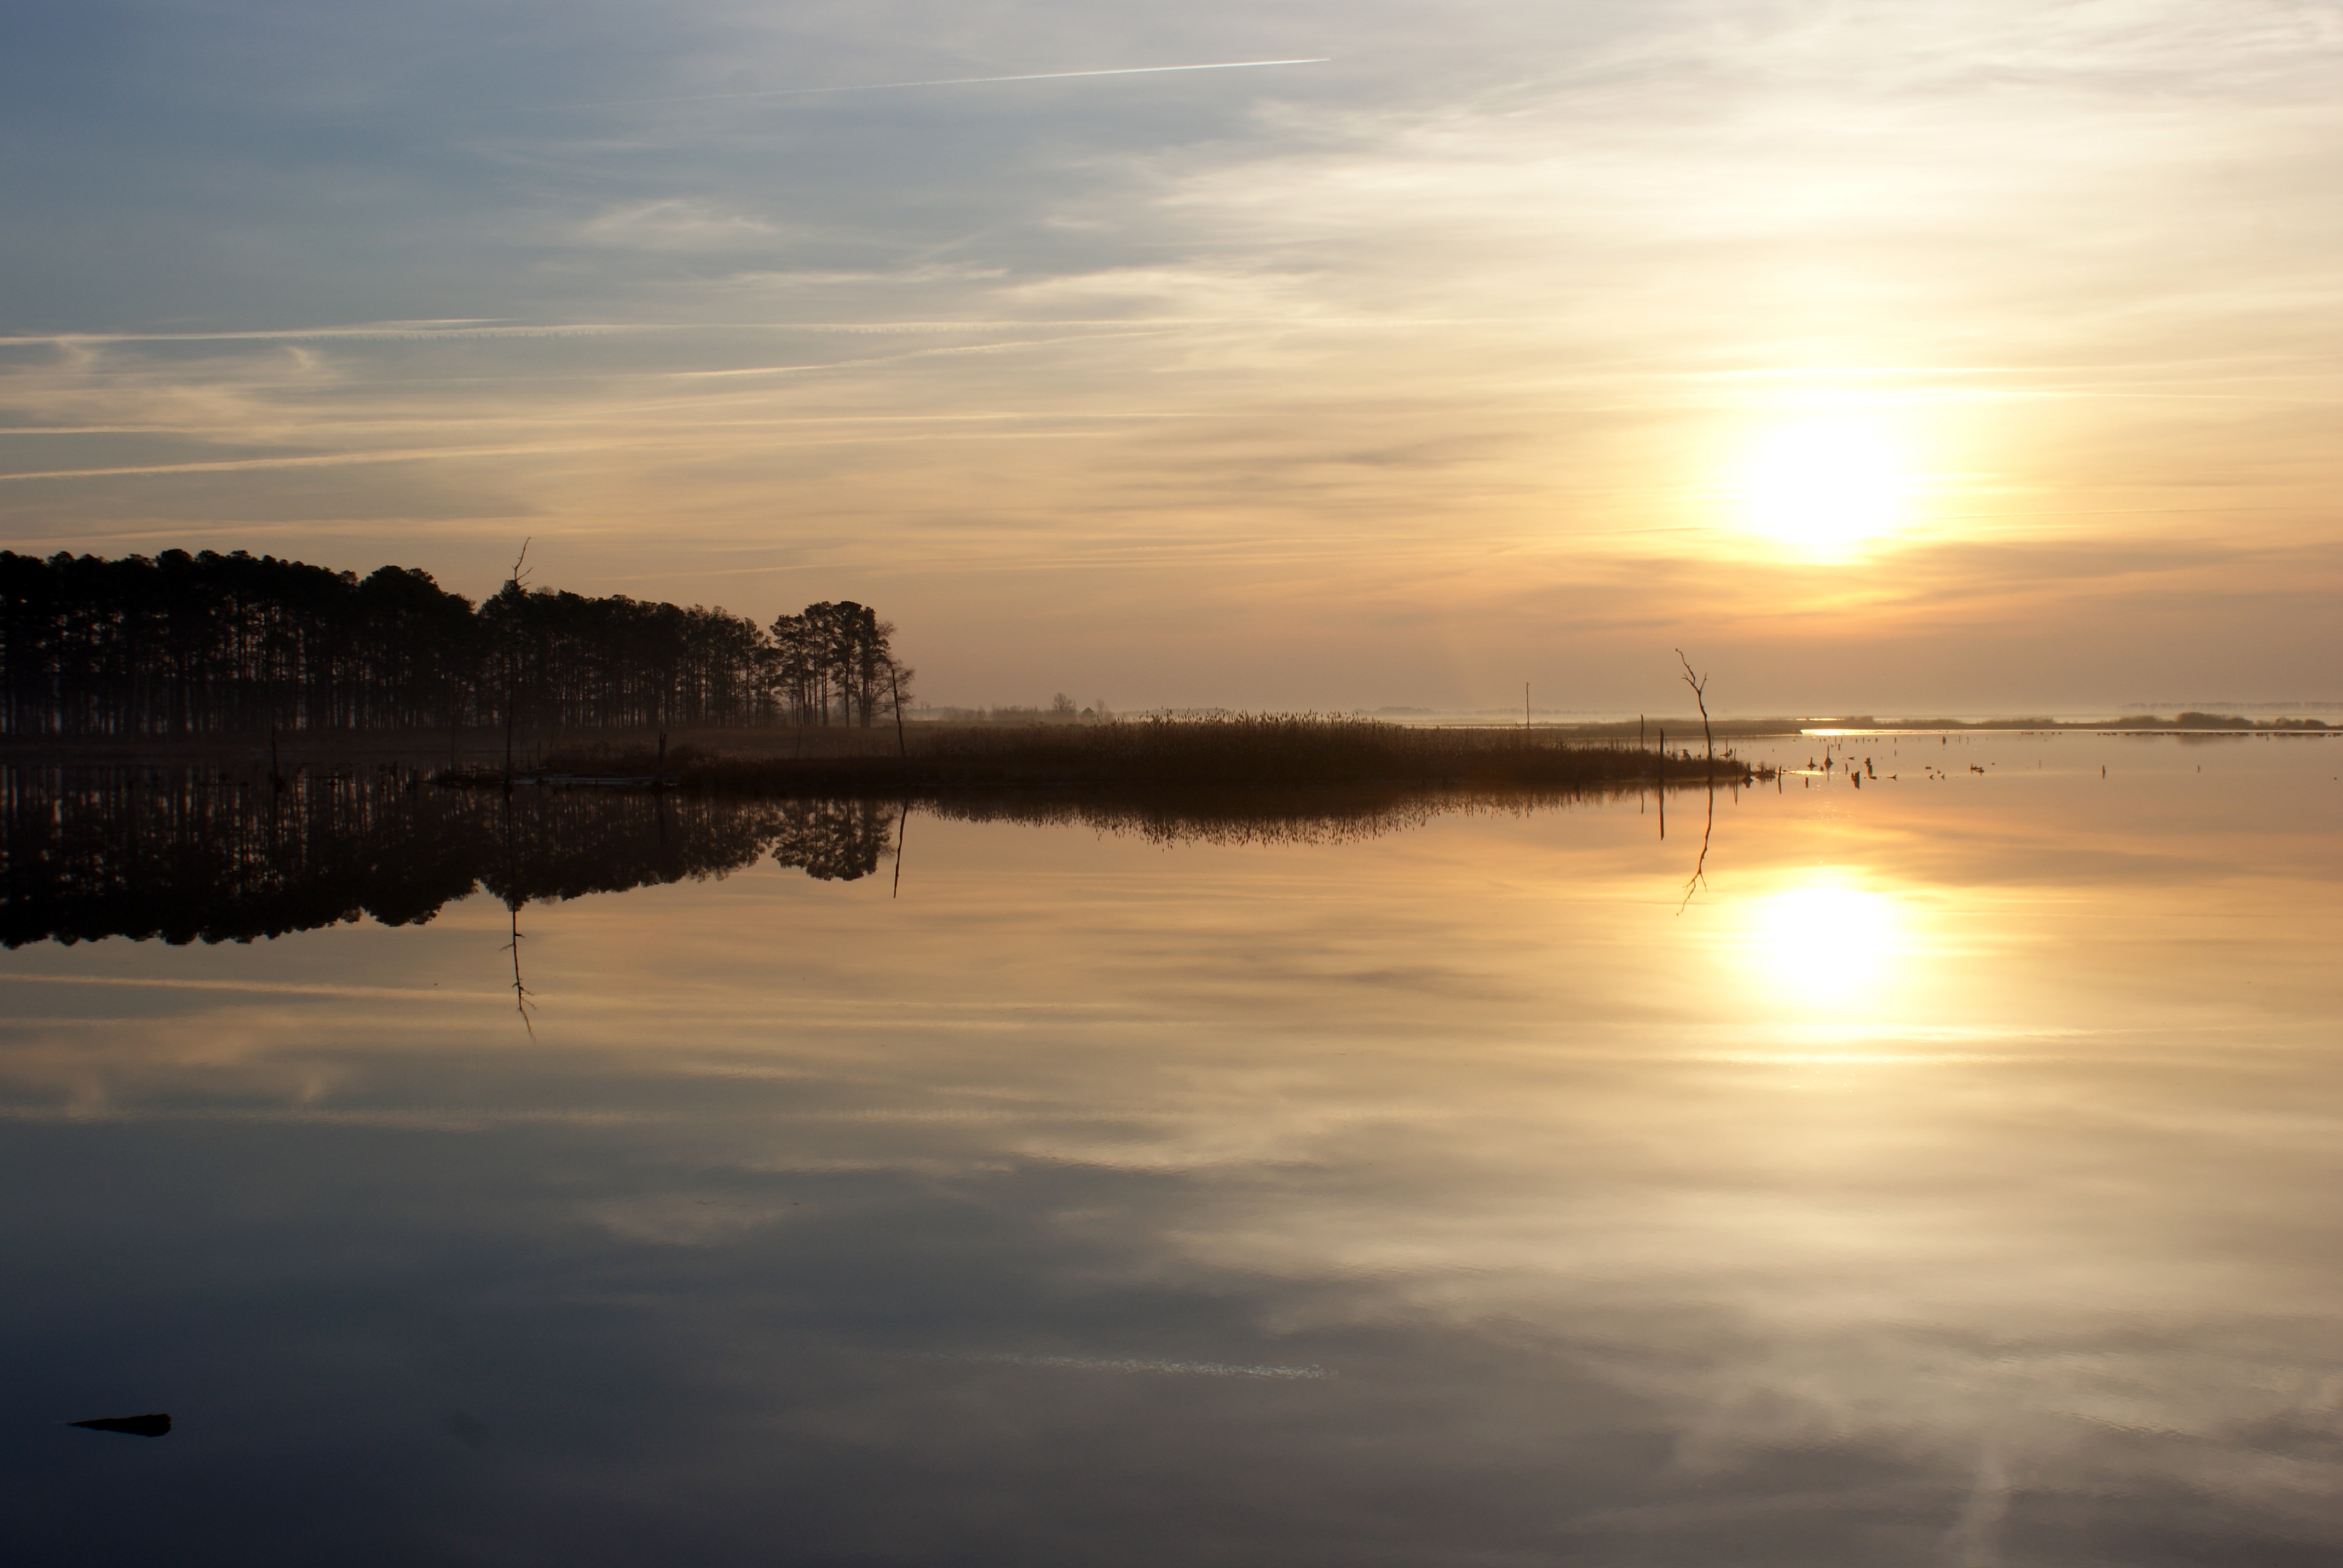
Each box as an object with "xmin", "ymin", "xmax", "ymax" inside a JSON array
[
  {"xmin": 1, "ymin": 766, "xmax": 898, "ymax": 946},
  {"xmin": 0, "ymin": 549, "xmax": 909, "ymax": 739}
]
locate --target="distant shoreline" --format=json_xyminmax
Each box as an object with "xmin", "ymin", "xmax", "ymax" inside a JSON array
[{"xmin": 1436, "ymin": 712, "xmax": 2335, "ymax": 739}]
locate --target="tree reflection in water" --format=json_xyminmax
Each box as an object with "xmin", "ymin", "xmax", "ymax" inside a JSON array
[
  {"xmin": 0, "ymin": 768, "xmax": 895, "ymax": 947},
  {"xmin": 2, "ymin": 766, "xmax": 1712, "ymax": 947}
]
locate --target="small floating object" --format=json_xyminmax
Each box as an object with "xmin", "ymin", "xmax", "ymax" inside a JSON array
[{"xmin": 69, "ymin": 1413, "xmax": 171, "ymax": 1437}]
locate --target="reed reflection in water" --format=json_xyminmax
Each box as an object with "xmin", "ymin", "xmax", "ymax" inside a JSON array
[{"xmin": 0, "ymin": 733, "xmax": 2337, "ymax": 1567}]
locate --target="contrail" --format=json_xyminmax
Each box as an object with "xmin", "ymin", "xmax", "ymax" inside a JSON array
[{"xmin": 554, "ymin": 57, "xmax": 1330, "ymax": 109}]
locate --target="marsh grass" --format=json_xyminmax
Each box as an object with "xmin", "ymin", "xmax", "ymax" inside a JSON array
[{"xmin": 519, "ymin": 714, "xmax": 1753, "ymax": 795}]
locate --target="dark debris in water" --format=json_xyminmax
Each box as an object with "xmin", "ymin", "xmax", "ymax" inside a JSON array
[{"xmin": 69, "ymin": 1413, "xmax": 172, "ymax": 1437}]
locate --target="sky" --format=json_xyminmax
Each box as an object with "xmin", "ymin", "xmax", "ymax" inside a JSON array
[{"xmin": 2, "ymin": 0, "xmax": 2339, "ymax": 714}]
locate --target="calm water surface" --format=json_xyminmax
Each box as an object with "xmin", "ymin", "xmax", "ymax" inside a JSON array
[{"xmin": 5, "ymin": 733, "xmax": 2339, "ymax": 1565}]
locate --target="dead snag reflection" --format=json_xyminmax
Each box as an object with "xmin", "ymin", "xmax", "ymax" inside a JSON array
[
  {"xmin": 1677, "ymin": 783, "xmax": 1715, "ymax": 914},
  {"xmin": 892, "ymin": 799, "xmax": 908, "ymax": 899},
  {"xmin": 503, "ymin": 898, "xmax": 534, "ymax": 1039},
  {"xmin": 499, "ymin": 785, "xmax": 534, "ymax": 1037}
]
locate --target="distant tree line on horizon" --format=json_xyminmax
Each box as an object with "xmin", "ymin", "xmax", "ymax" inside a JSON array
[{"xmin": 0, "ymin": 548, "xmax": 911, "ymax": 738}]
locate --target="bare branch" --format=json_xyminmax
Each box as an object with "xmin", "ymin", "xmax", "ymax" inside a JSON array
[
  {"xmin": 1675, "ymin": 647, "xmax": 1714, "ymax": 769},
  {"xmin": 1675, "ymin": 647, "xmax": 1706, "ymax": 698}
]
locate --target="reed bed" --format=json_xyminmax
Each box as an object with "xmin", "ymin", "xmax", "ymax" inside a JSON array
[{"xmin": 491, "ymin": 714, "xmax": 1755, "ymax": 795}]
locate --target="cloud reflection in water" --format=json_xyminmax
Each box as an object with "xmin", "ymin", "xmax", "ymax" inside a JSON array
[{"xmin": 1, "ymin": 734, "xmax": 2338, "ymax": 1564}]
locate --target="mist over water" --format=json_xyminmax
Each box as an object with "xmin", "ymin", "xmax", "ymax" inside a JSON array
[{"xmin": 4, "ymin": 731, "xmax": 2338, "ymax": 1566}]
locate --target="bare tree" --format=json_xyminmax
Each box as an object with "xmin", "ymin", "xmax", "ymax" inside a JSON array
[
  {"xmin": 1676, "ymin": 648, "xmax": 1713, "ymax": 773},
  {"xmin": 888, "ymin": 658, "xmax": 909, "ymax": 762}
]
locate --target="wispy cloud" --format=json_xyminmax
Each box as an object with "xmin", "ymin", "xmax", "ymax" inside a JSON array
[
  {"xmin": 548, "ymin": 57, "xmax": 1332, "ymax": 110},
  {"xmin": 947, "ymin": 1350, "xmax": 1334, "ymax": 1379}
]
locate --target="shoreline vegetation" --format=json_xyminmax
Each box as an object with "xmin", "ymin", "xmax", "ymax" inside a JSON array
[
  {"xmin": 4, "ymin": 708, "xmax": 2330, "ymax": 798},
  {"xmin": 508, "ymin": 715, "xmax": 1758, "ymax": 794}
]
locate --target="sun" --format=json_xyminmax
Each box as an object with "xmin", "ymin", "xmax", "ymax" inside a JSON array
[
  {"xmin": 1738, "ymin": 414, "xmax": 1910, "ymax": 557},
  {"xmin": 1745, "ymin": 878, "xmax": 1905, "ymax": 1007}
]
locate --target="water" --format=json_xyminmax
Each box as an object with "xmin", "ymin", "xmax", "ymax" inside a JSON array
[{"xmin": 4, "ymin": 732, "xmax": 2338, "ymax": 1565}]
